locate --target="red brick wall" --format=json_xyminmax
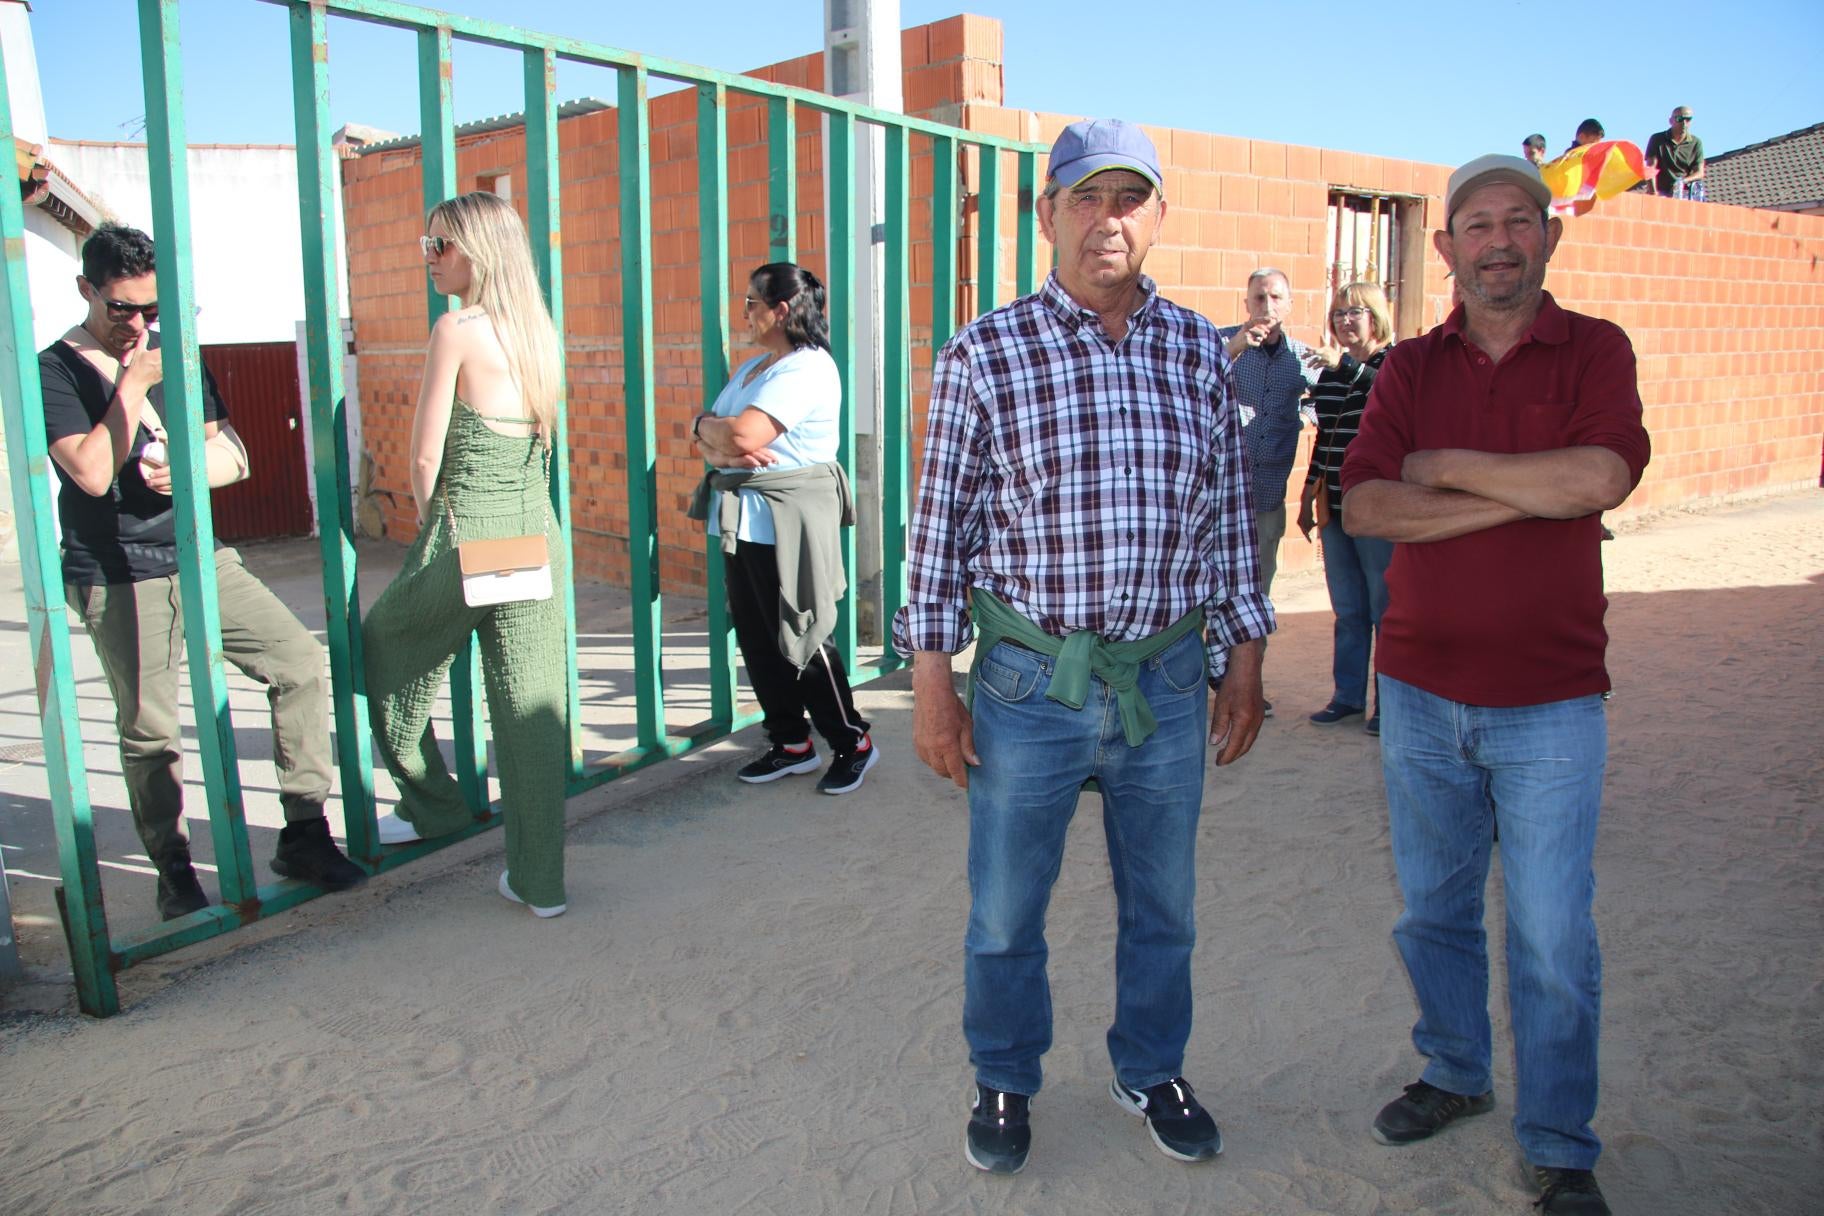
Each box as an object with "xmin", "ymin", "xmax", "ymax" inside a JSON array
[{"xmin": 342, "ymin": 14, "xmax": 1824, "ymax": 592}]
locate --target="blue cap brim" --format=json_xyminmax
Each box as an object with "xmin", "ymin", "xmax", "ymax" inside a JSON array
[{"xmin": 1050, "ymin": 154, "xmax": 1162, "ymax": 191}]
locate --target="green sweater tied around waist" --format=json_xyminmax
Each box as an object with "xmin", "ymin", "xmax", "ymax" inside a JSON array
[{"xmin": 968, "ymin": 588, "xmax": 1205, "ymax": 747}]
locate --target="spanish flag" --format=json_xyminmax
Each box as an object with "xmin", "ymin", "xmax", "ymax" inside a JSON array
[{"xmin": 1540, "ymin": 140, "xmax": 1648, "ymax": 217}]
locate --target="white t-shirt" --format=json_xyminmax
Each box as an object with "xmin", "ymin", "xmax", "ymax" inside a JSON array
[{"xmin": 706, "ymin": 346, "xmax": 842, "ymax": 544}]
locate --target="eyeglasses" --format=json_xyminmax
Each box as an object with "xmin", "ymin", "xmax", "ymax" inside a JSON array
[
  {"xmin": 419, "ymin": 234, "xmax": 454, "ymax": 259},
  {"xmin": 103, "ymin": 298, "xmax": 159, "ymax": 323},
  {"xmin": 1329, "ymin": 307, "xmax": 1369, "ymax": 322},
  {"xmin": 1673, "ymin": 115, "xmax": 1694, "ymax": 123}
]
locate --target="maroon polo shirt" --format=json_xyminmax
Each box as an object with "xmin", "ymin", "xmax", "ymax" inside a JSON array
[{"xmin": 1340, "ymin": 293, "xmax": 1650, "ymax": 706}]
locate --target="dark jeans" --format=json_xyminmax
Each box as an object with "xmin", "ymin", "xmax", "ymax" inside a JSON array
[{"xmin": 724, "ymin": 542, "xmax": 867, "ymax": 753}]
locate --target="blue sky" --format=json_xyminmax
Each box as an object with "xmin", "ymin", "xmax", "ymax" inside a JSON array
[{"xmin": 25, "ymin": 0, "xmax": 1824, "ymax": 168}]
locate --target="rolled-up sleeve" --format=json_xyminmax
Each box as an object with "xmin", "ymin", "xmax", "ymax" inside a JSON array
[
  {"xmin": 891, "ymin": 337, "xmax": 988, "ymax": 657},
  {"xmin": 1202, "ymin": 355, "xmax": 1275, "ymax": 682}
]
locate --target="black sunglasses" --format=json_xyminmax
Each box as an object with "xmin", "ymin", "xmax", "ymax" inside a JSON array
[
  {"xmin": 103, "ymin": 297, "xmax": 158, "ymax": 323},
  {"xmin": 1674, "ymin": 114, "xmax": 1694, "ymax": 123}
]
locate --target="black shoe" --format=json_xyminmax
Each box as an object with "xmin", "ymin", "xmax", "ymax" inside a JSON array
[
  {"xmin": 155, "ymin": 858, "xmax": 209, "ymax": 921},
  {"xmin": 1261, "ymin": 699, "xmax": 1274, "ymax": 718},
  {"xmin": 1110, "ymin": 1076, "xmax": 1222, "ymax": 1162},
  {"xmin": 271, "ymin": 817, "xmax": 368, "ymax": 892},
  {"xmin": 1371, "ymin": 1080, "xmax": 1494, "ymax": 1145},
  {"xmin": 1309, "ymin": 700, "xmax": 1364, "ymax": 725},
  {"xmin": 816, "ymin": 741, "xmax": 879, "ymax": 795},
  {"xmin": 964, "ymin": 1083, "xmax": 1031, "ymax": 1174},
  {"xmin": 1531, "ymin": 1166, "xmax": 1610, "ymax": 1215},
  {"xmin": 736, "ymin": 743, "xmax": 820, "ymax": 784},
  {"xmin": 1365, "ymin": 709, "xmax": 1381, "ymax": 736}
]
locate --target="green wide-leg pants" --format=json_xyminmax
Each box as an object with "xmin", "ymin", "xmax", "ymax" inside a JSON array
[{"xmin": 363, "ymin": 514, "xmax": 569, "ymax": 908}]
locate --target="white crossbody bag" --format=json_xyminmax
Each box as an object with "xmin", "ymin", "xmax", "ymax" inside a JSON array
[{"xmin": 445, "ymin": 444, "xmax": 553, "ymax": 608}]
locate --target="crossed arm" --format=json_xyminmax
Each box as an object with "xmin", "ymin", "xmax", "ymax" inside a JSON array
[{"xmin": 1342, "ymin": 445, "xmax": 1633, "ymax": 543}]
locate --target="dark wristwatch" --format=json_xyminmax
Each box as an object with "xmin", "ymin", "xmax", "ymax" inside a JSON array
[{"xmin": 692, "ymin": 414, "xmax": 708, "ymax": 440}]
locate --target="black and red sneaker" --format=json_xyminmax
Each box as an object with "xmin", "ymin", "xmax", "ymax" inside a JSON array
[{"xmin": 736, "ymin": 743, "xmax": 820, "ymax": 784}]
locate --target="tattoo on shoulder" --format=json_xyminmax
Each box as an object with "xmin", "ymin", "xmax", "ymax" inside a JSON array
[{"xmin": 455, "ymin": 312, "xmax": 485, "ymax": 325}]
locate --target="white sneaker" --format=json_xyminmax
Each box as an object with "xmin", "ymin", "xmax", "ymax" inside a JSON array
[
  {"xmin": 376, "ymin": 812, "xmax": 423, "ymax": 844},
  {"xmin": 498, "ymin": 870, "xmax": 566, "ymax": 918}
]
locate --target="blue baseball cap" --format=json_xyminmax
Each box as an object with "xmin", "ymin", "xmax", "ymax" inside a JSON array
[{"xmin": 1046, "ymin": 119, "xmax": 1163, "ymax": 191}]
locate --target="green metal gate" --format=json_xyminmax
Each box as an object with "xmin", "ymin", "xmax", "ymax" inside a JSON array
[{"xmin": 0, "ymin": 0, "xmax": 1045, "ymax": 1015}]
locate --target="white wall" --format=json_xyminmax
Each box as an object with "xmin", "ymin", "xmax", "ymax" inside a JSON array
[{"xmin": 45, "ymin": 141, "xmax": 350, "ymax": 346}]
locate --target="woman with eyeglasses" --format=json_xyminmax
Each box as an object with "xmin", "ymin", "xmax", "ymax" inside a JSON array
[
  {"xmin": 687, "ymin": 263, "xmax": 877, "ymax": 796},
  {"xmin": 363, "ymin": 191, "xmax": 572, "ymax": 917},
  {"xmin": 1297, "ymin": 282, "xmax": 1397, "ymax": 735}
]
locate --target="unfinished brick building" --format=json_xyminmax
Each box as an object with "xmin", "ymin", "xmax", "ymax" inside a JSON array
[{"xmin": 339, "ymin": 14, "xmax": 1824, "ymax": 595}]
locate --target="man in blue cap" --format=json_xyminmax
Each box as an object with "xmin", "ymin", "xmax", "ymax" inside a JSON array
[{"xmin": 895, "ymin": 118, "xmax": 1272, "ymax": 1174}]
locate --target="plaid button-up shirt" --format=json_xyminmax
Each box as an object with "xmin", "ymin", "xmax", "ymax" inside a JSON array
[{"xmin": 891, "ymin": 272, "xmax": 1274, "ymax": 682}]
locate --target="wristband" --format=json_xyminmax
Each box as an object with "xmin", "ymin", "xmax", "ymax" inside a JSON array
[{"xmin": 692, "ymin": 414, "xmax": 707, "ymax": 440}]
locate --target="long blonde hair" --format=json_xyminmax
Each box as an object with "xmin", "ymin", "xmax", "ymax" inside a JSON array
[{"xmin": 427, "ymin": 191, "xmax": 562, "ymax": 443}]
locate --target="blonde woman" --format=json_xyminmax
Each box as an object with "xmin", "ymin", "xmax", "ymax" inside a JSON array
[
  {"xmin": 364, "ymin": 191, "xmax": 570, "ymax": 917},
  {"xmin": 1298, "ymin": 282, "xmax": 1396, "ymax": 735}
]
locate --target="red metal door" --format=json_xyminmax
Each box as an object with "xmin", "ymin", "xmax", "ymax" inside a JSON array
[{"xmin": 201, "ymin": 342, "xmax": 313, "ymax": 540}]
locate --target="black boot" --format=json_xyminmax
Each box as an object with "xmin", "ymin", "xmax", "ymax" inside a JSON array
[
  {"xmin": 271, "ymin": 817, "xmax": 368, "ymax": 891},
  {"xmin": 154, "ymin": 843, "xmax": 210, "ymax": 920}
]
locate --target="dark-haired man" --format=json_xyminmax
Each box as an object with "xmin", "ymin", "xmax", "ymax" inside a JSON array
[
  {"xmin": 1341, "ymin": 155, "xmax": 1649, "ymax": 1216},
  {"xmin": 41, "ymin": 224, "xmax": 365, "ymax": 919}
]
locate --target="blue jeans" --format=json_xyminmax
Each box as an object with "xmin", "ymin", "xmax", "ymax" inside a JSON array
[
  {"xmin": 1379, "ymin": 675, "xmax": 1607, "ymax": 1169},
  {"xmin": 1319, "ymin": 516, "xmax": 1393, "ymax": 709},
  {"xmin": 963, "ymin": 630, "xmax": 1208, "ymax": 1097}
]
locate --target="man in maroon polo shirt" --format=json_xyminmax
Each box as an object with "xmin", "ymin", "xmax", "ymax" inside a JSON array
[{"xmin": 1339, "ymin": 154, "xmax": 1649, "ymax": 1216}]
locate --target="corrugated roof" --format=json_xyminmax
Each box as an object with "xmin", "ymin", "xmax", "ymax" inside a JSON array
[
  {"xmin": 1703, "ymin": 121, "xmax": 1824, "ymax": 211},
  {"xmin": 353, "ymin": 97, "xmax": 613, "ymax": 156}
]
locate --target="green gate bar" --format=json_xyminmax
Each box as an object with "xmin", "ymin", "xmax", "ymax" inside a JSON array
[
  {"xmin": 0, "ymin": 0, "xmax": 1046, "ymax": 1013},
  {"xmin": 138, "ymin": 0, "xmax": 260, "ymax": 908},
  {"xmin": 826, "ymin": 110, "xmax": 857, "ymax": 671},
  {"xmin": 976, "ymin": 145, "xmax": 1000, "ymax": 315},
  {"xmin": 288, "ymin": 0, "xmax": 377, "ymax": 867},
  {"xmin": 0, "ymin": 41, "xmax": 119, "ymax": 1015},
  {"xmin": 522, "ymin": 44, "xmax": 582, "ymax": 779},
  {"xmin": 695, "ymin": 81, "xmax": 747, "ymax": 737}
]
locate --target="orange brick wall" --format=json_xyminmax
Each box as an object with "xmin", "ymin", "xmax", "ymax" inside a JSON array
[
  {"xmin": 954, "ymin": 98, "xmax": 1824, "ymax": 575},
  {"xmin": 342, "ymin": 15, "xmax": 1000, "ymax": 591},
  {"xmin": 343, "ymin": 14, "xmax": 1824, "ymax": 594}
]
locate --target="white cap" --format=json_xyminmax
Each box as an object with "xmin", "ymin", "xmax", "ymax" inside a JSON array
[{"xmin": 1445, "ymin": 154, "xmax": 1552, "ymax": 225}]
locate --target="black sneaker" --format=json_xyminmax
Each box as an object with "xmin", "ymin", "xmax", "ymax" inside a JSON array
[
  {"xmin": 1531, "ymin": 1166, "xmax": 1610, "ymax": 1215},
  {"xmin": 1371, "ymin": 1079, "xmax": 1495, "ymax": 1145},
  {"xmin": 155, "ymin": 866, "xmax": 209, "ymax": 920},
  {"xmin": 1110, "ymin": 1076, "xmax": 1222, "ymax": 1162},
  {"xmin": 270, "ymin": 817, "xmax": 368, "ymax": 892},
  {"xmin": 816, "ymin": 742, "xmax": 880, "ymax": 795},
  {"xmin": 737, "ymin": 743, "xmax": 820, "ymax": 784},
  {"xmin": 964, "ymin": 1083, "xmax": 1031, "ymax": 1174},
  {"xmin": 1261, "ymin": 699, "xmax": 1275, "ymax": 718}
]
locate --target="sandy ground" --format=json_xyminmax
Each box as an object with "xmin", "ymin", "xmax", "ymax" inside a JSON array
[{"xmin": 0, "ymin": 492, "xmax": 1820, "ymax": 1215}]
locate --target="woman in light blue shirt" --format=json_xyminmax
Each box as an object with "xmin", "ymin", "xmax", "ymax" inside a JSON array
[{"xmin": 691, "ymin": 263, "xmax": 877, "ymax": 795}]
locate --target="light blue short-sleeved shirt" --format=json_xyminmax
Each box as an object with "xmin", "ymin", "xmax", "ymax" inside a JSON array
[{"xmin": 706, "ymin": 346, "xmax": 842, "ymax": 544}]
